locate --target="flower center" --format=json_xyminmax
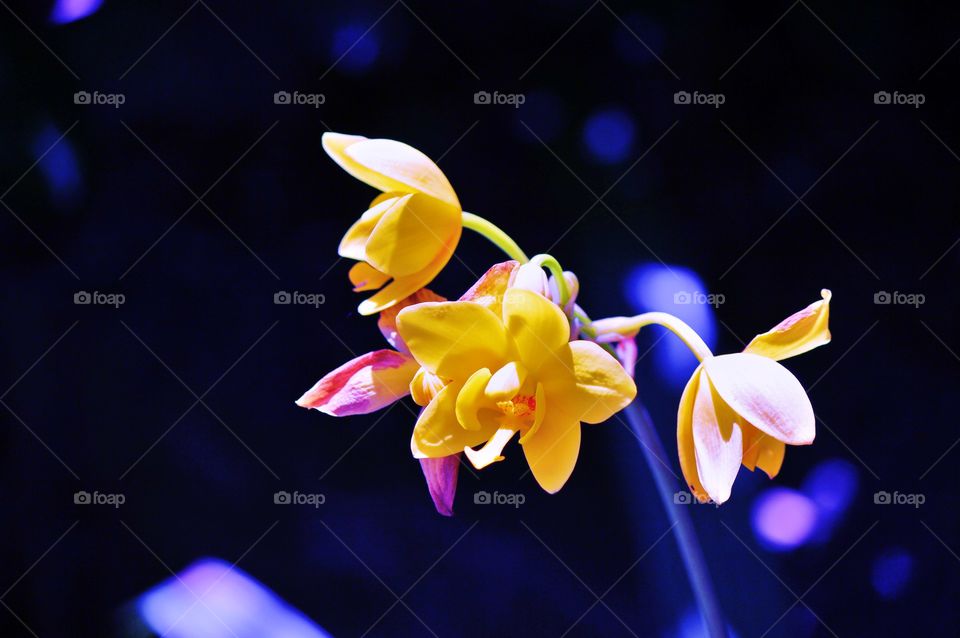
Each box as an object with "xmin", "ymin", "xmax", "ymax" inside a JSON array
[{"xmin": 496, "ymin": 394, "xmax": 536, "ymax": 420}]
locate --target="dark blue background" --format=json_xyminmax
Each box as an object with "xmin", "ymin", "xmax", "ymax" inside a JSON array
[{"xmin": 1, "ymin": 1, "xmax": 958, "ymax": 636}]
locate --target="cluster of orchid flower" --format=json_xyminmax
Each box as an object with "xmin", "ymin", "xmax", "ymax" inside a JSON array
[{"xmin": 297, "ymin": 132, "xmax": 832, "ymax": 516}]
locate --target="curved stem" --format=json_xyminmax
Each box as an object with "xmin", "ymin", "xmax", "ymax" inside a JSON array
[
  {"xmin": 461, "ymin": 212, "xmax": 529, "ymax": 263},
  {"xmin": 531, "ymin": 254, "xmax": 571, "ymax": 307},
  {"xmin": 592, "ymin": 312, "xmax": 713, "ymax": 362},
  {"xmin": 625, "ymin": 401, "xmax": 727, "ymax": 638}
]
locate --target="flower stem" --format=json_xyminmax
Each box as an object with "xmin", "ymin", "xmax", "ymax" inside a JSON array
[
  {"xmin": 531, "ymin": 254, "xmax": 571, "ymax": 306},
  {"xmin": 592, "ymin": 312, "xmax": 713, "ymax": 362},
  {"xmin": 624, "ymin": 401, "xmax": 727, "ymax": 638},
  {"xmin": 461, "ymin": 212, "xmax": 529, "ymax": 263}
]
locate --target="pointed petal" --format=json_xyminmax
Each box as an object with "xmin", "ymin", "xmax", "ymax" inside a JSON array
[
  {"xmin": 512, "ymin": 262, "xmax": 549, "ymax": 295},
  {"xmin": 744, "ymin": 289, "xmax": 832, "ymax": 361},
  {"xmin": 412, "ymin": 383, "xmax": 495, "ymax": 458},
  {"xmin": 485, "ymin": 361, "xmax": 527, "ymax": 401},
  {"xmin": 459, "ymin": 260, "xmax": 520, "ymax": 314},
  {"xmin": 502, "ymin": 288, "xmax": 570, "ymax": 373},
  {"xmin": 322, "ymin": 133, "xmax": 460, "ymax": 207},
  {"xmin": 677, "ymin": 367, "xmax": 710, "ymax": 503},
  {"xmin": 377, "ymin": 288, "xmax": 445, "ymax": 353},
  {"xmin": 692, "ymin": 376, "xmax": 743, "ymax": 505},
  {"xmin": 397, "ymin": 301, "xmax": 509, "ymax": 379},
  {"xmin": 364, "ymin": 194, "xmax": 461, "ymax": 278},
  {"xmin": 348, "ymin": 262, "xmax": 390, "ymax": 292},
  {"xmin": 464, "ymin": 428, "xmax": 517, "ymax": 469},
  {"xmin": 419, "ymin": 455, "xmax": 460, "ymax": 517},
  {"xmin": 703, "ymin": 353, "xmax": 815, "ymax": 445},
  {"xmin": 521, "ymin": 407, "xmax": 581, "ymax": 493},
  {"xmin": 296, "ymin": 350, "xmax": 417, "ymax": 416},
  {"xmin": 545, "ymin": 341, "xmax": 637, "ymax": 424},
  {"xmin": 338, "ymin": 195, "xmax": 401, "ymax": 260}
]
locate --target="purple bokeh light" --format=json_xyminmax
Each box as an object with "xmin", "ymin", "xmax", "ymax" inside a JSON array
[
  {"xmin": 751, "ymin": 487, "xmax": 818, "ymax": 551},
  {"xmin": 50, "ymin": 0, "xmax": 103, "ymax": 25},
  {"xmin": 583, "ymin": 107, "xmax": 636, "ymax": 164},
  {"xmin": 801, "ymin": 458, "xmax": 858, "ymax": 542},
  {"xmin": 871, "ymin": 548, "xmax": 914, "ymax": 600}
]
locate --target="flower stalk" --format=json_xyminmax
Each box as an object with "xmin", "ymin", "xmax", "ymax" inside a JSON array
[{"xmin": 462, "ymin": 211, "xmax": 529, "ymax": 263}]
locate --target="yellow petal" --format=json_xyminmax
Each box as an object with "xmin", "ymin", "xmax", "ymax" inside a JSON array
[
  {"xmin": 703, "ymin": 353, "xmax": 815, "ymax": 445},
  {"xmin": 485, "ymin": 361, "xmax": 527, "ymax": 401},
  {"xmin": 410, "ymin": 367, "xmax": 446, "ymax": 407},
  {"xmin": 348, "ymin": 262, "xmax": 390, "ymax": 292},
  {"xmin": 459, "ymin": 260, "xmax": 520, "ymax": 314},
  {"xmin": 456, "ymin": 368, "xmax": 494, "ymax": 430},
  {"xmin": 744, "ymin": 289, "xmax": 832, "ymax": 361},
  {"xmin": 521, "ymin": 406, "xmax": 580, "ymax": 493},
  {"xmin": 464, "ymin": 427, "xmax": 517, "ymax": 469},
  {"xmin": 756, "ymin": 437, "xmax": 786, "ymax": 478},
  {"xmin": 518, "ymin": 382, "xmax": 546, "ymax": 444},
  {"xmin": 412, "ymin": 383, "xmax": 494, "ymax": 458},
  {"xmin": 364, "ymin": 194, "xmax": 461, "ymax": 278},
  {"xmin": 338, "ymin": 195, "xmax": 402, "ymax": 260},
  {"xmin": 560, "ymin": 341, "xmax": 637, "ymax": 424},
  {"xmin": 677, "ymin": 367, "xmax": 710, "ymax": 503},
  {"xmin": 322, "ymin": 133, "xmax": 460, "ymax": 207},
  {"xmin": 691, "ymin": 376, "xmax": 743, "ymax": 505},
  {"xmin": 502, "ymin": 288, "xmax": 570, "ymax": 373},
  {"xmin": 397, "ymin": 301, "xmax": 509, "ymax": 380},
  {"xmin": 356, "ymin": 234, "xmax": 459, "ymax": 315}
]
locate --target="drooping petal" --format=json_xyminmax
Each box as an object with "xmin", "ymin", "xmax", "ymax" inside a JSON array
[
  {"xmin": 485, "ymin": 361, "xmax": 527, "ymax": 401},
  {"xmin": 691, "ymin": 377, "xmax": 743, "ymax": 505},
  {"xmin": 412, "ymin": 383, "xmax": 496, "ymax": 458},
  {"xmin": 703, "ymin": 353, "xmax": 815, "ymax": 445},
  {"xmin": 419, "ymin": 455, "xmax": 460, "ymax": 517},
  {"xmin": 544, "ymin": 341, "xmax": 637, "ymax": 424},
  {"xmin": 502, "ymin": 288, "xmax": 570, "ymax": 373},
  {"xmin": 459, "ymin": 261, "xmax": 520, "ymax": 314},
  {"xmin": 348, "ymin": 262, "xmax": 390, "ymax": 292},
  {"xmin": 296, "ymin": 350, "xmax": 417, "ymax": 416},
  {"xmin": 521, "ymin": 407, "xmax": 581, "ymax": 493},
  {"xmin": 756, "ymin": 437, "xmax": 786, "ymax": 478},
  {"xmin": 322, "ymin": 133, "xmax": 460, "ymax": 208},
  {"xmin": 364, "ymin": 194, "xmax": 461, "ymax": 278},
  {"xmin": 377, "ymin": 288, "xmax": 445, "ymax": 353},
  {"xmin": 397, "ymin": 301, "xmax": 509, "ymax": 379},
  {"xmin": 464, "ymin": 428, "xmax": 517, "ymax": 469},
  {"xmin": 338, "ymin": 195, "xmax": 401, "ymax": 260},
  {"xmin": 677, "ymin": 367, "xmax": 710, "ymax": 503},
  {"xmin": 744, "ymin": 289, "xmax": 832, "ymax": 361}
]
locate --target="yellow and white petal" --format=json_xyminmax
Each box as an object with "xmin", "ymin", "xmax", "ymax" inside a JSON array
[
  {"xmin": 502, "ymin": 288, "xmax": 570, "ymax": 373},
  {"xmin": 412, "ymin": 383, "xmax": 494, "ymax": 458},
  {"xmin": 692, "ymin": 376, "xmax": 743, "ymax": 505},
  {"xmin": 348, "ymin": 262, "xmax": 390, "ymax": 292},
  {"xmin": 703, "ymin": 353, "xmax": 815, "ymax": 445},
  {"xmin": 464, "ymin": 428, "xmax": 517, "ymax": 469},
  {"xmin": 397, "ymin": 301, "xmax": 509, "ymax": 379},
  {"xmin": 485, "ymin": 361, "xmax": 528, "ymax": 401},
  {"xmin": 756, "ymin": 437, "xmax": 786, "ymax": 478},
  {"xmin": 323, "ymin": 133, "xmax": 460, "ymax": 208},
  {"xmin": 364, "ymin": 194, "xmax": 461, "ymax": 278},
  {"xmin": 456, "ymin": 368, "xmax": 497, "ymax": 430},
  {"xmin": 744, "ymin": 289, "xmax": 832, "ymax": 361},
  {"xmin": 338, "ymin": 195, "xmax": 403, "ymax": 260},
  {"xmin": 677, "ymin": 367, "xmax": 710, "ymax": 503},
  {"xmin": 521, "ymin": 407, "xmax": 581, "ymax": 494}
]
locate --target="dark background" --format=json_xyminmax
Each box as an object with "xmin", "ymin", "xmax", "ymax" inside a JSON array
[{"xmin": 1, "ymin": 1, "xmax": 958, "ymax": 636}]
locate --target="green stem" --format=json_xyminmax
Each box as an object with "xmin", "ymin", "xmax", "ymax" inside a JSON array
[
  {"xmin": 531, "ymin": 254, "xmax": 571, "ymax": 307},
  {"xmin": 462, "ymin": 212, "xmax": 529, "ymax": 263},
  {"xmin": 591, "ymin": 312, "xmax": 713, "ymax": 362}
]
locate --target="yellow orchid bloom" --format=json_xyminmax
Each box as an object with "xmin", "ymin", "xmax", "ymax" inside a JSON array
[
  {"xmin": 396, "ymin": 262, "xmax": 637, "ymax": 493},
  {"xmin": 323, "ymin": 132, "xmax": 463, "ymax": 315},
  {"xmin": 677, "ymin": 290, "xmax": 832, "ymax": 504}
]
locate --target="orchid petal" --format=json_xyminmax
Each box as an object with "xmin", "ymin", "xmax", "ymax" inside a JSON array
[
  {"xmin": 412, "ymin": 383, "xmax": 496, "ymax": 458},
  {"xmin": 459, "ymin": 260, "xmax": 520, "ymax": 314},
  {"xmin": 377, "ymin": 288, "xmax": 445, "ymax": 353},
  {"xmin": 348, "ymin": 262, "xmax": 390, "ymax": 292},
  {"xmin": 545, "ymin": 341, "xmax": 637, "ymax": 424},
  {"xmin": 502, "ymin": 288, "xmax": 570, "ymax": 374},
  {"xmin": 677, "ymin": 367, "xmax": 710, "ymax": 503},
  {"xmin": 410, "ymin": 367, "xmax": 445, "ymax": 407},
  {"xmin": 692, "ymin": 375, "xmax": 743, "ymax": 505},
  {"xmin": 456, "ymin": 368, "xmax": 495, "ymax": 431},
  {"xmin": 364, "ymin": 194, "xmax": 461, "ymax": 278},
  {"xmin": 485, "ymin": 361, "xmax": 527, "ymax": 401},
  {"xmin": 419, "ymin": 455, "xmax": 460, "ymax": 517},
  {"xmin": 338, "ymin": 195, "xmax": 401, "ymax": 260},
  {"xmin": 744, "ymin": 289, "xmax": 832, "ymax": 361},
  {"xmin": 521, "ymin": 407, "xmax": 580, "ymax": 494},
  {"xmin": 703, "ymin": 353, "xmax": 815, "ymax": 445},
  {"xmin": 464, "ymin": 427, "xmax": 517, "ymax": 469},
  {"xmin": 296, "ymin": 350, "xmax": 417, "ymax": 416}
]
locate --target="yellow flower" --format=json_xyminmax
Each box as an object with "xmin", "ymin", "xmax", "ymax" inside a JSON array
[
  {"xmin": 677, "ymin": 290, "xmax": 832, "ymax": 504},
  {"xmin": 395, "ymin": 263, "xmax": 637, "ymax": 493},
  {"xmin": 323, "ymin": 132, "xmax": 462, "ymax": 315}
]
